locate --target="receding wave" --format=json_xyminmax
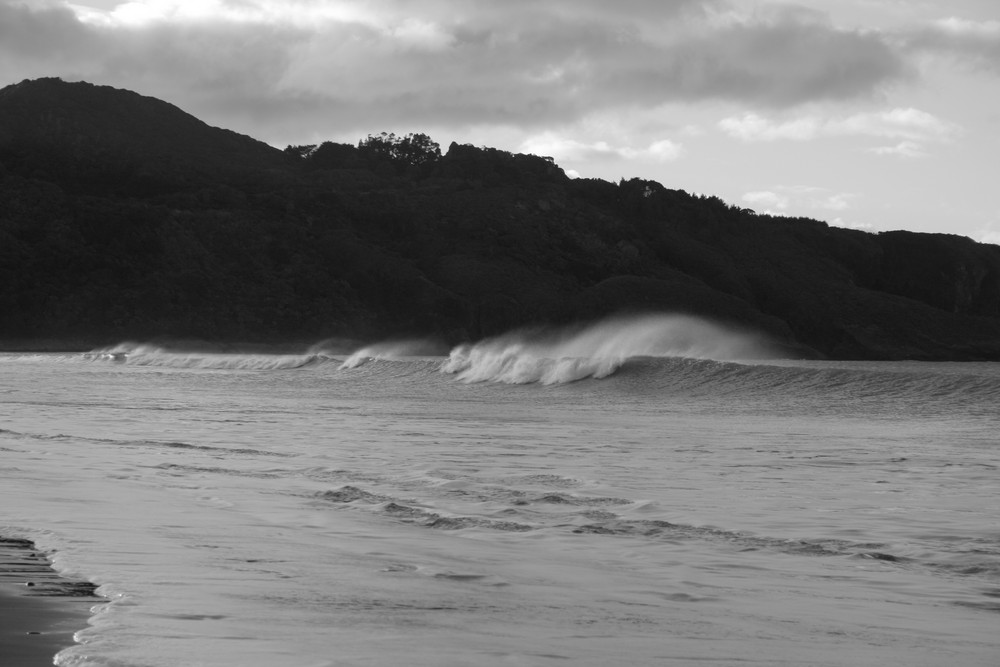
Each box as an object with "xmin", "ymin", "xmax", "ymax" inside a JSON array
[
  {"xmin": 0, "ymin": 428, "xmax": 289, "ymax": 457},
  {"xmin": 440, "ymin": 314, "xmax": 775, "ymax": 384},
  {"xmin": 317, "ymin": 486, "xmax": 534, "ymax": 532},
  {"xmin": 314, "ymin": 484, "xmax": 990, "ymax": 575}
]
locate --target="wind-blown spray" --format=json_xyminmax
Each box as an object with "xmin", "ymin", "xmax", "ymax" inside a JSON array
[{"xmin": 440, "ymin": 314, "xmax": 774, "ymax": 384}]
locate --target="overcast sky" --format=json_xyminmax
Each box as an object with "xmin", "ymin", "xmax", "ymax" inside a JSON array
[{"xmin": 2, "ymin": 0, "xmax": 999, "ymax": 242}]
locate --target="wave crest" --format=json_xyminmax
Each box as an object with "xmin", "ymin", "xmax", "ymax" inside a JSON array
[
  {"xmin": 339, "ymin": 339, "xmax": 445, "ymax": 369},
  {"xmin": 441, "ymin": 314, "xmax": 773, "ymax": 384}
]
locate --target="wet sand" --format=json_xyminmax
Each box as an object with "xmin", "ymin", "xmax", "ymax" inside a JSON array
[{"xmin": 0, "ymin": 537, "xmax": 100, "ymax": 666}]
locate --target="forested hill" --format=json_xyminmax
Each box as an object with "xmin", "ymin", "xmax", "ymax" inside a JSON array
[{"xmin": 2, "ymin": 78, "xmax": 1000, "ymax": 359}]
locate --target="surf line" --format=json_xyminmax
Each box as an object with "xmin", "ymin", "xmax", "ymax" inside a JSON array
[{"xmin": 0, "ymin": 536, "xmax": 102, "ymax": 666}]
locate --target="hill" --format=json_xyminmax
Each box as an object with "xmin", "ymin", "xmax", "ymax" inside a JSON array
[
  {"xmin": 0, "ymin": 78, "xmax": 284, "ymax": 196},
  {"xmin": 2, "ymin": 77, "xmax": 1000, "ymax": 359}
]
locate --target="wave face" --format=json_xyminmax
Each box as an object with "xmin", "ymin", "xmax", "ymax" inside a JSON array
[
  {"xmin": 338, "ymin": 339, "xmax": 445, "ymax": 369},
  {"xmin": 441, "ymin": 314, "xmax": 775, "ymax": 384}
]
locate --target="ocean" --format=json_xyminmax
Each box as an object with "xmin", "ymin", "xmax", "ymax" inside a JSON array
[{"xmin": 1, "ymin": 316, "xmax": 998, "ymax": 666}]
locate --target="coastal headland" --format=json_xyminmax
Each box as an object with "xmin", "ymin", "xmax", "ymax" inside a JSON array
[{"xmin": 3, "ymin": 78, "xmax": 1000, "ymax": 360}]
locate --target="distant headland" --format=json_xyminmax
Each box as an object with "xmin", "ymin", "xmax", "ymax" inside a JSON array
[{"xmin": 2, "ymin": 78, "xmax": 1000, "ymax": 360}]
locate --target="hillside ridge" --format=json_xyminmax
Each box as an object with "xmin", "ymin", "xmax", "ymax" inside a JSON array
[{"xmin": 2, "ymin": 78, "xmax": 999, "ymax": 360}]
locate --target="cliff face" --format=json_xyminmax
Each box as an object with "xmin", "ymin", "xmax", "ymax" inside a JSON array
[{"xmin": 2, "ymin": 78, "xmax": 999, "ymax": 359}]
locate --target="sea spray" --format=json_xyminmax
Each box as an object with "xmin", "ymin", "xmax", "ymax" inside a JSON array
[{"xmin": 441, "ymin": 314, "xmax": 775, "ymax": 384}]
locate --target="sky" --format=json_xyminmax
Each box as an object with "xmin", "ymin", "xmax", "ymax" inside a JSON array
[{"xmin": 2, "ymin": 0, "xmax": 999, "ymax": 242}]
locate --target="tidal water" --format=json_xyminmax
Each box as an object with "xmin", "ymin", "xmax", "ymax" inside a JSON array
[{"xmin": 1, "ymin": 317, "xmax": 998, "ymax": 666}]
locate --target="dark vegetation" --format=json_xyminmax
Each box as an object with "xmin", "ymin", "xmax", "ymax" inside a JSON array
[{"xmin": 2, "ymin": 78, "xmax": 1000, "ymax": 359}]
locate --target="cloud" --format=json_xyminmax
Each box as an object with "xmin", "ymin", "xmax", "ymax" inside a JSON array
[
  {"xmin": 742, "ymin": 190, "xmax": 791, "ymax": 212},
  {"xmin": 868, "ymin": 140, "xmax": 926, "ymax": 158},
  {"xmin": 0, "ymin": 1, "xmax": 101, "ymax": 64},
  {"xmin": 718, "ymin": 114, "xmax": 821, "ymax": 141},
  {"xmin": 821, "ymin": 192, "xmax": 855, "ymax": 211},
  {"xmin": 741, "ymin": 186, "xmax": 858, "ymax": 217},
  {"xmin": 519, "ymin": 133, "xmax": 683, "ymax": 163},
  {"xmin": 975, "ymin": 213, "xmax": 1000, "ymax": 246},
  {"xmin": 834, "ymin": 107, "xmax": 960, "ymax": 140},
  {"xmin": 978, "ymin": 230, "xmax": 1000, "ymax": 246},
  {"xmin": 0, "ymin": 1, "xmax": 304, "ymax": 107},
  {"xmin": 637, "ymin": 11, "xmax": 908, "ymax": 107},
  {"xmin": 719, "ymin": 107, "xmax": 960, "ymax": 156},
  {"xmin": 77, "ymin": 0, "xmax": 377, "ymax": 28},
  {"xmin": 830, "ymin": 218, "xmax": 873, "ymax": 231},
  {"xmin": 0, "ymin": 0, "xmax": 914, "ymax": 143},
  {"xmin": 645, "ymin": 138, "xmax": 684, "ymax": 161},
  {"xmin": 904, "ymin": 17, "xmax": 1000, "ymax": 75}
]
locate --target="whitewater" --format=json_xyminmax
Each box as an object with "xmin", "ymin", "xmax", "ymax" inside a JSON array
[{"xmin": 1, "ymin": 316, "xmax": 998, "ymax": 666}]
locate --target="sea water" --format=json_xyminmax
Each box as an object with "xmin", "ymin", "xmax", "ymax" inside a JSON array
[{"xmin": 1, "ymin": 316, "xmax": 998, "ymax": 666}]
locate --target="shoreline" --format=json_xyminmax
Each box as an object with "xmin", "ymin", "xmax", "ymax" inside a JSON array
[{"xmin": 0, "ymin": 537, "xmax": 101, "ymax": 666}]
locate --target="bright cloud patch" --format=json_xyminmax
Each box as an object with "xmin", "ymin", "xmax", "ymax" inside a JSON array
[
  {"xmin": 720, "ymin": 108, "xmax": 958, "ymax": 142},
  {"xmin": 77, "ymin": 0, "xmax": 376, "ymax": 28},
  {"xmin": 645, "ymin": 139, "xmax": 684, "ymax": 161},
  {"xmin": 741, "ymin": 186, "xmax": 858, "ymax": 218},
  {"xmin": 979, "ymin": 231, "xmax": 1000, "ymax": 246},
  {"xmin": 718, "ymin": 114, "xmax": 821, "ymax": 141},
  {"xmin": 868, "ymin": 141, "xmax": 926, "ymax": 158},
  {"xmin": 719, "ymin": 108, "xmax": 960, "ymax": 157},
  {"xmin": 837, "ymin": 108, "xmax": 960, "ymax": 141},
  {"xmin": 743, "ymin": 190, "xmax": 791, "ymax": 212},
  {"xmin": 520, "ymin": 133, "xmax": 683, "ymax": 163}
]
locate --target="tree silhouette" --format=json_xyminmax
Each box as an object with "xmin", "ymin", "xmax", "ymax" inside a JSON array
[{"xmin": 359, "ymin": 132, "xmax": 441, "ymax": 167}]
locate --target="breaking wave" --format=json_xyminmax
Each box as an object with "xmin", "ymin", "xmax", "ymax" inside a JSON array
[
  {"xmin": 441, "ymin": 314, "xmax": 774, "ymax": 384},
  {"xmin": 77, "ymin": 314, "xmax": 768, "ymax": 381},
  {"xmin": 338, "ymin": 339, "xmax": 445, "ymax": 369},
  {"xmin": 67, "ymin": 316, "xmax": 1000, "ymax": 406}
]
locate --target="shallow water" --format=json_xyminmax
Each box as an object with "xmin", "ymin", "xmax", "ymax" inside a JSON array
[{"xmin": 2, "ymin": 327, "xmax": 999, "ymax": 666}]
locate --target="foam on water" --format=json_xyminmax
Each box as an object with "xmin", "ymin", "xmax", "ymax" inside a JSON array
[{"xmin": 85, "ymin": 342, "xmax": 326, "ymax": 370}]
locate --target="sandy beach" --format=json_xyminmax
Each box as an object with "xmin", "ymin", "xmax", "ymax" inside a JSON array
[{"xmin": 0, "ymin": 537, "xmax": 100, "ymax": 666}]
